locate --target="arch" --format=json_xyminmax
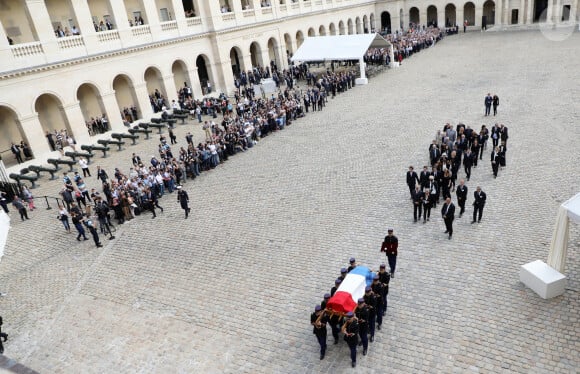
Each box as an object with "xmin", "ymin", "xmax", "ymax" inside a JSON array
[
  {"xmin": 0, "ymin": 105, "xmax": 31, "ymax": 166},
  {"xmin": 230, "ymin": 47, "xmax": 244, "ymax": 77},
  {"xmin": 369, "ymin": 13, "xmax": 375, "ymax": 31},
  {"xmin": 319, "ymin": 25, "xmax": 327, "ymax": 36},
  {"xmin": 77, "ymin": 83, "xmax": 108, "ymax": 135},
  {"xmin": 307, "ymin": 27, "xmax": 316, "ymax": 37},
  {"xmin": 445, "ymin": 3, "xmax": 457, "ymax": 26},
  {"xmin": 144, "ymin": 66, "xmax": 167, "ymax": 103},
  {"xmin": 409, "ymin": 7, "xmax": 420, "ymax": 25},
  {"xmin": 267, "ymin": 37, "xmax": 281, "ymax": 68},
  {"xmin": 355, "ymin": 17, "xmax": 362, "ymax": 34},
  {"xmin": 196, "ymin": 54, "xmax": 213, "ymax": 95},
  {"xmin": 249, "ymin": 41, "xmax": 263, "ymax": 67},
  {"xmin": 172, "ymin": 60, "xmax": 192, "ymax": 96},
  {"xmin": 295, "ymin": 30, "xmax": 304, "ymax": 48},
  {"xmin": 483, "ymin": 0, "xmax": 496, "ymax": 25},
  {"xmin": 362, "ymin": 15, "xmax": 369, "ymax": 33},
  {"xmin": 427, "ymin": 5, "xmax": 438, "ymax": 27},
  {"xmin": 113, "ymin": 74, "xmax": 141, "ymax": 123},
  {"xmin": 464, "ymin": 2, "xmax": 476, "ymax": 26},
  {"xmin": 284, "ymin": 33, "xmax": 293, "ymax": 58},
  {"xmin": 381, "ymin": 11, "xmax": 392, "ymax": 33},
  {"xmin": 34, "ymin": 93, "xmax": 73, "ymax": 138},
  {"xmin": 329, "ymin": 22, "xmax": 337, "ymax": 35},
  {"xmin": 347, "ymin": 18, "xmax": 354, "ymax": 34},
  {"xmin": 338, "ymin": 20, "xmax": 345, "ymax": 35}
]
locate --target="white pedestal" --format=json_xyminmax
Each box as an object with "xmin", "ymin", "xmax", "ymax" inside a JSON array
[
  {"xmin": 520, "ymin": 260, "xmax": 567, "ymax": 299},
  {"xmin": 355, "ymin": 78, "xmax": 368, "ymax": 85}
]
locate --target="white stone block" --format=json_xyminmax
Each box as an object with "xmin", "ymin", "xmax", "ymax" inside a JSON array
[
  {"xmin": 355, "ymin": 78, "xmax": 368, "ymax": 85},
  {"xmin": 520, "ymin": 260, "xmax": 567, "ymax": 299}
]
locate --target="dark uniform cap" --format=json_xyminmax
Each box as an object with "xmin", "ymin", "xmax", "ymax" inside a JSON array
[
  {"xmin": 346, "ymin": 311, "xmax": 354, "ymax": 318},
  {"xmin": 335, "ymin": 278, "xmax": 342, "ymax": 284},
  {"xmin": 340, "ymin": 267, "xmax": 347, "ymax": 273},
  {"xmin": 323, "ymin": 293, "xmax": 331, "ymax": 299},
  {"xmin": 380, "ymin": 264, "xmax": 386, "ymax": 268},
  {"xmin": 373, "ymin": 274, "xmax": 379, "ymax": 280},
  {"xmin": 349, "ymin": 257, "xmax": 356, "ymax": 263},
  {"xmin": 358, "ymin": 298, "xmax": 364, "ymax": 304},
  {"xmin": 315, "ymin": 305, "xmax": 322, "ymax": 311},
  {"xmin": 365, "ymin": 286, "xmax": 372, "ymax": 292}
]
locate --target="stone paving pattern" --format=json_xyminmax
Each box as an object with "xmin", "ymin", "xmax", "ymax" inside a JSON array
[{"xmin": 0, "ymin": 30, "xmax": 579, "ymax": 373}]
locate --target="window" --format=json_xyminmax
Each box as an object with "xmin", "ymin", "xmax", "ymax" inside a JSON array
[{"xmin": 160, "ymin": 8, "xmax": 170, "ymax": 21}]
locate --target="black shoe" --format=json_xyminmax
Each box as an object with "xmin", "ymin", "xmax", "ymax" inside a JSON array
[
  {"xmin": 363, "ymin": 349, "xmax": 367, "ymax": 356},
  {"xmin": 471, "ymin": 221, "xmax": 476, "ymax": 224},
  {"xmin": 152, "ymin": 215, "xmax": 156, "ymax": 219},
  {"xmin": 478, "ymin": 220, "xmax": 481, "ymax": 223},
  {"xmin": 444, "ymin": 231, "xmax": 449, "ymax": 233},
  {"xmin": 414, "ymin": 219, "xmax": 417, "ymax": 222},
  {"xmin": 97, "ymin": 244, "xmax": 103, "ymax": 248},
  {"xmin": 391, "ymin": 273, "xmax": 394, "ymax": 278},
  {"xmin": 423, "ymin": 220, "xmax": 426, "ymax": 223},
  {"xmin": 448, "ymin": 235, "xmax": 452, "ymax": 240},
  {"xmin": 377, "ymin": 325, "xmax": 381, "ymax": 330},
  {"xmin": 334, "ymin": 339, "xmax": 339, "ymax": 345},
  {"xmin": 358, "ymin": 342, "xmax": 362, "ymax": 347},
  {"xmin": 83, "ymin": 237, "xmax": 89, "ymax": 241},
  {"xmin": 77, "ymin": 237, "xmax": 81, "ymax": 241},
  {"xmin": 320, "ymin": 353, "xmax": 325, "ymax": 360},
  {"xmin": 352, "ymin": 362, "xmax": 356, "ymax": 368},
  {"xmin": 370, "ymin": 336, "xmax": 374, "ymax": 342},
  {"xmin": 109, "ymin": 236, "xmax": 115, "ymax": 240}
]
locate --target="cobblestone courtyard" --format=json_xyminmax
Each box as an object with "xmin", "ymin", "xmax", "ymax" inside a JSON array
[{"xmin": 0, "ymin": 30, "xmax": 579, "ymax": 373}]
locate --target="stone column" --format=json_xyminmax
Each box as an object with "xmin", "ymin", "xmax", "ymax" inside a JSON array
[
  {"xmin": 0, "ymin": 20, "xmax": 11, "ymax": 73},
  {"xmin": 19, "ymin": 114, "xmax": 52, "ymax": 159},
  {"xmin": 133, "ymin": 82, "xmax": 155, "ymax": 120},
  {"xmin": 171, "ymin": 0, "xmax": 188, "ymax": 32},
  {"xmin": 100, "ymin": 92, "xmax": 127, "ymax": 133},
  {"xmin": 162, "ymin": 74, "xmax": 179, "ymax": 104},
  {"xmin": 108, "ymin": 0, "xmax": 131, "ymax": 42},
  {"xmin": 70, "ymin": 0, "xmax": 98, "ymax": 53},
  {"xmin": 504, "ymin": 0, "xmax": 510, "ymax": 25},
  {"xmin": 355, "ymin": 58, "xmax": 368, "ymax": 85},
  {"xmin": 438, "ymin": 9, "xmax": 446, "ymax": 28},
  {"xmin": 457, "ymin": 8, "xmax": 464, "ymax": 29},
  {"xmin": 546, "ymin": 0, "xmax": 554, "ymax": 22},
  {"xmin": 142, "ymin": 0, "xmax": 162, "ymax": 38},
  {"xmin": 527, "ymin": 0, "xmax": 534, "ymax": 23},
  {"xmin": 62, "ymin": 103, "xmax": 92, "ymax": 146},
  {"xmin": 261, "ymin": 48, "xmax": 272, "ymax": 68},
  {"xmin": 420, "ymin": 10, "xmax": 427, "ymax": 26},
  {"xmin": 24, "ymin": 0, "xmax": 59, "ymax": 55},
  {"xmin": 216, "ymin": 60, "xmax": 236, "ymax": 94},
  {"xmin": 243, "ymin": 53, "xmax": 253, "ymax": 71},
  {"xmin": 519, "ymin": 0, "xmax": 525, "ymax": 23},
  {"xmin": 475, "ymin": 5, "xmax": 483, "ymax": 28},
  {"xmin": 278, "ymin": 44, "xmax": 288, "ymax": 70},
  {"xmin": 495, "ymin": 0, "xmax": 503, "ymax": 25},
  {"xmin": 188, "ymin": 67, "xmax": 204, "ymax": 99},
  {"xmin": 554, "ymin": 0, "xmax": 562, "ymax": 22}
]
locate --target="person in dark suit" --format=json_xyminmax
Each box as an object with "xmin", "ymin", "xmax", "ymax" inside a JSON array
[
  {"xmin": 491, "ymin": 147, "xmax": 501, "ymax": 178},
  {"xmin": 471, "ymin": 186, "xmax": 487, "ymax": 223},
  {"xmin": 422, "ymin": 188, "xmax": 432, "ymax": 223},
  {"xmin": 471, "ymin": 140, "xmax": 480, "ymax": 167},
  {"xmin": 491, "ymin": 124, "xmax": 500, "ymax": 148},
  {"xmin": 463, "ymin": 149, "xmax": 474, "ymax": 180},
  {"xmin": 499, "ymin": 124, "xmax": 509, "ymax": 147},
  {"xmin": 406, "ymin": 166, "xmax": 419, "ymax": 199},
  {"xmin": 412, "ymin": 185, "xmax": 423, "ymax": 222},
  {"xmin": 498, "ymin": 142, "xmax": 507, "ymax": 168},
  {"xmin": 419, "ymin": 166, "xmax": 431, "ymax": 188},
  {"xmin": 441, "ymin": 197, "xmax": 455, "ymax": 239},
  {"xmin": 429, "ymin": 144, "xmax": 441, "ymax": 167},
  {"xmin": 176, "ymin": 186, "xmax": 190, "ymax": 218},
  {"xmin": 492, "ymin": 95, "xmax": 499, "ymax": 115},
  {"xmin": 10, "ymin": 143, "xmax": 23, "ymax": 164},
  {"xmin": 484, "ymin": 93, "xmax": 493, "ymax": 116},
  {"xmin": 456, "ymin": 179, "xmax": 468, "ymax": 217}
]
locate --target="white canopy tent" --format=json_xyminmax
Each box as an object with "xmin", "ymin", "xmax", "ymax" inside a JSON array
[
  {"xmin": 547, "ymin": 192, "xmax": 580, "ymax": 272},
  {"xmin": 290, "ymin": 33, "xmax": 393, "ymax": 85}
]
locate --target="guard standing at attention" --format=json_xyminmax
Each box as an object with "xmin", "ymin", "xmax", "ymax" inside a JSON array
[
  {"xmin": 363, "ymin": 286, "xmax": 377, "ymax": 342},
  {"xmin": 371, "ymin": 275, "xmax": 384, "ymax": 330},
  {"xmin": 380, "ymin": 228, "xmax": 399, "ymax": 278},
  {"xmin": 378, "ymin": 264, "xmax": 390, "ymax": 315},
  {"xmin": 311, "ymin": 305, "xmax": 328, "ymax": 360},
  {"xmin": 342, "ymin": 311, "xmax": 359, "ymax": 368}
]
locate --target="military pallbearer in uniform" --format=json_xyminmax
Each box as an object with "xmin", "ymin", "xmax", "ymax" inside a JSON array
[
  {"xmin": 380, "ymin": 228, "xmax": 398, "ymax": 278},
  {"xmin": 311, "ymin": 305, "xmax": 328, "ymax": 360}
]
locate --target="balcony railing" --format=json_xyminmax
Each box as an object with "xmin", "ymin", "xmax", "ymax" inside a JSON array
[
  {"xmin": 242, "ymin": 9, "xmax": 256, "ymax": 17},
  {"xmin": 11, "ymin": 42, "xmax": 44, "ymax": 58},
  {"xmin": 97, "ymin": 30, "xmax": 120, "ymax": 43},
  {"xmin": 160, "ymin": 20, "xmax": 178, "ymax": 31},
  {"xmin": 186, "ymin": 17, "xmax": 202, "ymax": 27},
  {"xmin": 291, "ymin": 2, "xmax": 300, "ymax": 10},
  {"xmin": 57, "ymin": 35, "xmax": 85, "ymax": 49},
  {"xmin": 261, "ymin": 7, "xmax": 273, "ymax": 14},
  {"xmin": 131, "ymin": 25, "xmax": 152, "ymax": 37},
  {"xmin": 222, "ymin": 13, "xmax": 236, "ymax": 21}
]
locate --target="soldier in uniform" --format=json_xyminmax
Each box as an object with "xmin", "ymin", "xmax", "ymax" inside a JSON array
[
  {"xmin": 363, "ymin": 286, "xmax": 377, "ymax": 342},
  {"xmin": 355, "ymin": 298, "xmax": 369, "ymax": 356},
  {"xmin": 328, "ymin": 311, "xmax": 341, "ymax": 345},
  {"xmin": 330, "ymin": 278, "xmax": 342, "ymax": 297},
  {"xmin": 342, "ymin": 311, "xmax": 359, "ymax": 368},
  {"xmin": 380, "ymin": 228, "xmax": 399, "ymax": 278},
  {"xmin": 321, "ymin": 293, "xmax": 331, "ymax": 310},
  {"xmin": 310, "ymin": 305, "xmax": 328, "ymax": 360},
  {"xmin": 347, "ymin": 257, "xmax": 357, "ymax": 272},
  {"xmin": 338, "ymin": 268, "xmax": 348, "ymax": 282},
  {"xmin": 378, "ymin": 264, "xmax": 390, "ymax": 315},
  {"xmin": 371, "ymin": 275, "xmax": 384, "ymax": 330},
  {"xmin": 176, "ymin": 186, "xmax": 191, "ymax": 218}
]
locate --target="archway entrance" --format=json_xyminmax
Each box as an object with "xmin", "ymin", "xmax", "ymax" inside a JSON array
[
  {"xmin": 533, "ymin": 0, "xmax": 548, "ymax": 21},
  {"xmin": 363, "ymin": 15, "xmax": 369, "ymax": 33},
  {"xmin": 172, "ymin": 60, "xmax": 191, "ymax": 96},
  {"xmin": 483, "ymin": 0, "xmax": 495, "ymax": 26},
  {"xmin": 329, "ymin": 23, "xmax": 337, "ymax": 35},
  {"xmin": 196, "ymin": 55, "xmax": 213, "ymax": 95},
  {"xmin": 113, "ymin": 74, "xmax": 141, "ymax": 123},
  {"xmin": 308, "ymin": 27, "xmax": 315, "ymax": 37},
  {"xmin": 249, "ymin": 41, "xmax": 263, "ymax": 67},
  {"xmin": 267, "ymin": 38, "xmax": 281, "ymax": 68},
  {"xmin": 284, "ymin": 33, "xmax": 293, "ymax": 60},
  {"xmin": 381, "ymin": 12, "xmax": 391, "ymax": 32},
  {"xmin": 409, "ymin": 7, "xmax": 420, "ymax": 25},
  {"xmin": 230, "ymin": 47, "xmax": 243, "ymax": 77},
  {"xmin": 427, "ymin": 5, "xmax": 438, "ymax": 26},
  {"xmin": 355, "ymin": 17, "xmax": 362, "ymax": 34},
  {"xmin": 347, "ymin": 19, "xmax": 354, "ymax": 34},
  {"xmin": 77, "ymin": 83, "xmax": 108, "ymax": 135},
  {"xmin": 319, "ymin": 25, "xmax": 326, "ymax": 36},
  {"xmin": 464, "ymin": 2, "xmax": 476, "ymax": 25},
  {"xmin": 296, "ymin": 31, "xmax": 304, "ymax": 48},
  {"xmin": 0, "ymin": 106, "xmax": 31, "ymax": 166},
  {"xmin": 338, "ymin": 21, "xmax": 345, "ymax": 35},
  {"xmin": 34, "ymin": 94, "xmax": 73, "ymax": 141},
  {"xmin": 144, "ymin": 67, "xmax": 167, "ymax": 102},
  {"xmin": 445, "ymin": 4, "xmax": 457, "ymax": 26}
]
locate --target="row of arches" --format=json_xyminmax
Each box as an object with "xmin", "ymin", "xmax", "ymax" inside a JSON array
[{"xmin": 379, "ymin": 1, "xmax": 498, "ymax": 30}]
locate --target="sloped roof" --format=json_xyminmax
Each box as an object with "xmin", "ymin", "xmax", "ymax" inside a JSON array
[{"xmin": 290, "ymin": 33, "xmax": 391, "ymax": 62}]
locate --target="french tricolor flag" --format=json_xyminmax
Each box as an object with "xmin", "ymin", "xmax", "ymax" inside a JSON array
[{"xmin": 327, "ymin": 266, "xmax": 374, "ymax": 314}]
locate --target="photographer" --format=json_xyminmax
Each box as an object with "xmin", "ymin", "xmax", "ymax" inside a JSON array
[
  {"xmin": 83, "ymin": 215, "xmax": 103, "ymax": 248},
  {"xmin": 95, "ymin": 198, "xmax": 114, "ymax": 239}
]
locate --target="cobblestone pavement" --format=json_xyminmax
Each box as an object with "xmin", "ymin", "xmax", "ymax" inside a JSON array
[{"xmin": 0, "ymin": 30, "xmax": 579, "ymax": 373}]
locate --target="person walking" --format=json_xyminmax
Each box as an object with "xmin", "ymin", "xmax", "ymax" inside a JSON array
[
  {"xmin": 176, "ymin": 186, "xmax": 190, "ymax": 218},
  {"xmin": 79, "ymin": 157, "xmax": 91, "ymax": 177},
  {"xmin": 310, "ymin": 305, "xmax": 328, "ymax": 360},
  {"xmin": 71, "ymin": 212, "xmax": 88, "ymax": 241},
  {"xmin": 406, "ymin": 166, "xmax": 419, "ymax": 199},
  {"xmin": 441, "ymin": 197, "xmax": 455, "ymax": 239},
  {"xmin": 21, "ymin": 186, "xmax": 35, "ymax": 211},
  {"xmin": 83, "ymin": 216, "xmax": 103, "ymax": 248},
  {"xmin": 341, "ymin": 311, "xmax": 359, "ymax": 368},
  {"xmin": 491, "ymin": 146, "xmax": 501, "ymax": 178},
  {"xmin": 355, "ymin": 298, "xmax": 369, "ymax": 356},
  {"xmin": 11, "ymin": 197, "xmax": 28, "ymax": 221},
  {"xmin": 472, "ymin": 186, "xmax": 487, "ymax": 223},
  {"xmin": 492, "ymin": 94, "xmax": 499, "ymax": 115},
  {"xmin": 484, "ymin": 93, "xmax": 493, "ymax": 116},
  {"xmin": 380, "ymin": 228, "xmax": 398, "ymax": 278},
  {"xmin": 10, "ymin": 143, "xmax": 23, "ymax": 164},
  {"xmin": 422, "ymin": 188, "xmax": 433, "ymax": 223},
  {"xmin": 456, "ymin": 179, "xmax": 468, "ymax": 217},
  {"xmin": 58, "ymin": 204, "xmax": 71, "ymax": 233},
  {"xmin": 412, "ymin": 185, "xmax": 423, "ymax": 222}
]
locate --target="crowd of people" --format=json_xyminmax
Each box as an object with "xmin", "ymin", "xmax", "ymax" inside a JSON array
[
  {"xmin": 85, "ymin": 114, "xmax": 110, "ymax": 135},
  {"xmin": 45, "ymin": 129, "xmax": 77, "ymax": 154}
]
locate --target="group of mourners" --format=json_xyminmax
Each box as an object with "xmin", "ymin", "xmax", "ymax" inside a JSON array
[{"xmin": 367, "ymin": 26, "xmax": 445, "ymax": 65}]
